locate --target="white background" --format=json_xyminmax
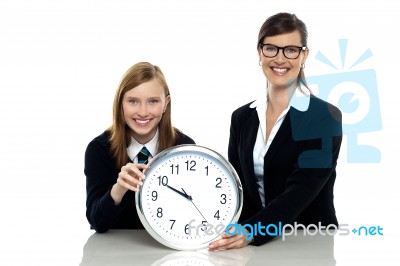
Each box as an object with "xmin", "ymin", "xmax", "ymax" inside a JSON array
[{"xmin": 1, "ymin": 0, "xmax": 399, "ymax": 265}]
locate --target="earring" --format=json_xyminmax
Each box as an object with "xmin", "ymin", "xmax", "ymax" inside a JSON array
[
  {"xmin": 301, "ymin": 63, "xmax": 305, "ymax": 69},
  {"xmin": 259, "ymin": 59, "xmax": 262, "ymax": 66}
]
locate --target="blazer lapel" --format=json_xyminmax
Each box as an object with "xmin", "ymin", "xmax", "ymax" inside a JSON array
[
  {"xmin": 240, "ymin": 109, "xmax": 264, "ymax": 208},
  {"xmin": 263, "ymin": 112, "xmax": 292, "ymax": 171}
]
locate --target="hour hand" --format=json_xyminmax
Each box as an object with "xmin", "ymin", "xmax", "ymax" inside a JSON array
[{"xmin": 166, "ymin": 185, "xmax": 192, "ymax": 200}]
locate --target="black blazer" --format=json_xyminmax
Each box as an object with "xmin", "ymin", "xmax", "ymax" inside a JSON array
[
  {"xmin": 85, "ymin": 130, "xmax": 195, "ymax": 233},
  {"xmin": 228, "ymin": 95, "xmax": 342, "ymax": 246}
]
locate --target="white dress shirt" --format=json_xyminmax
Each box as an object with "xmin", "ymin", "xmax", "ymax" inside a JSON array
[{"xmin": 127, "ymin": 129, "xmax": 159, "ymax": 163}]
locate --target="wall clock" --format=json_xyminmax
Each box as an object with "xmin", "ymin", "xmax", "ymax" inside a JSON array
[{"xmin": 136, "ymin": 144, "xmax": 243, "ymax": 250}]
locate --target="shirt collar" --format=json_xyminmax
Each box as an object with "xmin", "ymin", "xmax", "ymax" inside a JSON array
[
  {"xmin": 250, "ymin": 85, "xmax": 310, "ymax": 109},
  {"xmin": 249, "ymin": 85, "xmax": 310, "ymax": 141},
  {"xmin": 127, "ymin": 129, "xmax": 159, "ymax": 161},
  {"xmin": 249, "ymin": 84, "xmax": 311, "ymax": 111}
]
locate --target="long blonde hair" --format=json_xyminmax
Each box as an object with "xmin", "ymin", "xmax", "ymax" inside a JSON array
[{"xmin": 108, "ymin": 62, "xmax": 178, "ymax": 168}]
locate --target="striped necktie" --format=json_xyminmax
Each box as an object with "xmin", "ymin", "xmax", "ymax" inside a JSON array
[{"xmin": 137, "ymin": 146, "xmax": 150, "ymax": 164}]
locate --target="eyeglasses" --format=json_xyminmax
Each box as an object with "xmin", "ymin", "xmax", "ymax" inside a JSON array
[{"xmin": 259, "ymin": 44, "xmax": 307, "ymax": 59}]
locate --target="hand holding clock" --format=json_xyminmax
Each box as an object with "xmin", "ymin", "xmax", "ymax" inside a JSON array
[
  {"xmin": 111, "ymin": 162, "xmax": 148, "ymax": 205},
  {"xmin": 136, "ymin": 145, "xmax": 243, "ymax": 250},
  {"xmin": 208, "ymin": 227, "xmax": 253, "ymax": 251}
]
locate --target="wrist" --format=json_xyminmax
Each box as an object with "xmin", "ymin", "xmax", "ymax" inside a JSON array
[{"xmin": 111, "ymin": 183, "xmax": 127, "ymax": 205}]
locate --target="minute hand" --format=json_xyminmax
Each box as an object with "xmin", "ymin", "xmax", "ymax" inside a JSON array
[
  {"xmin": 166, "ymin": 185, "xmax": 192, "ymax": 200},
  {"xmin": 182, "ymin": 188, "xmax": 208, "ymax": 222}
]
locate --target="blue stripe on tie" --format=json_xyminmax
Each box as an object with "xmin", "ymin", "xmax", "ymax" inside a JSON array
[{"xmin": 138, "ymin": 146, "xmax": 150, "ymax": 164}]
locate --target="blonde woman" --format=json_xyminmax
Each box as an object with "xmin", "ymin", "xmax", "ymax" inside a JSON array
[{"xmin": 85, "ymin": 62, "xmax": 195, "ymax": 233}]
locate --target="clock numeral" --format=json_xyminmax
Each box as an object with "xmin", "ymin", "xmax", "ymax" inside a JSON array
[
  {"xmin": 185, "ymin": 224, "xmax": 190, "ymax": 235},
  {"xmin": 157, "ymin": 207, "xmax": 163, "ymax": 218},
  {"xmin": 151, "ymin": 191, "xmax": 158, "ymax": 201},
  {"xmin": 170, "ymin": 164, "xmax": 179, "ymax": 175},
  {"xmin": 185, "ymin": 160, "xmax": 196, "ymax": 171},
  {"xmin": 214, "ymin": 210, "xmax": 220, "ymax": 220},
  {"xmin": 200, "ymin": 220, "xmax": 208, "ymax": 231},
  {"xmin": 157, "ymin": 175, "xmax": 168, "ymax": 186},
  {"xmin": 220, "ymin": 194, "xmax": 227, "ymax": 204},
  {"xmin": 215, "ymin": 177, "xmax": 222, "ymax": 188},
  {"xmin": 169, "ymin": 219, "xmax": 176, "ymax": 229},
  {"xmin": 205, "ymin": 166, "xmax": 209, "ymax": 176}
]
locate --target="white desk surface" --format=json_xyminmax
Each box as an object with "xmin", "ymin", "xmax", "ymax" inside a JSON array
[
  {"xmin": 1, "ymin": 228, "xmax": 397, "ymax": 265},
  {"xmin": 77, "ymin": 229, "xmax": 399, "ymax": 266},
  {"xmin": 79, "ymin": 229, "xmax": 333, "ymax": 266}
]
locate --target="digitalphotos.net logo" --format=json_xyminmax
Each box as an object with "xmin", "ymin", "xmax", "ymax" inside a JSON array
[
  {"xmin": 187, "ymin": 220, "xmax": 384, "ymax": 241},
  {"xmin": 224, "ymin": 222, "xmax": 384, "ymax": 241},
  {"xmin": 291, "ymin": 39, "xmax": 382, "ymax": 165}
]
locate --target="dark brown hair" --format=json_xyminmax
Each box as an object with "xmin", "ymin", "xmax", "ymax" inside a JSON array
[{"xmin": 258, "ymin": 12, "xmax": 309, "ymax": 89}]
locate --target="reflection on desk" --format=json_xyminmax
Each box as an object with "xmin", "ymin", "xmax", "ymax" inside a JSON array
[{"xmin": 80, "ymin": 230, "xmax": 335, "ymax": 266}]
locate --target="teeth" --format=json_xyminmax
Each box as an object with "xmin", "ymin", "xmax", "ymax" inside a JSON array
[
  {"xmin": 273, "ymin": 68, "xmax": 288, "ymax": 73},
  {"xmin": 135, "ymin": 119, "xmax": 150, "ymax": 124}
]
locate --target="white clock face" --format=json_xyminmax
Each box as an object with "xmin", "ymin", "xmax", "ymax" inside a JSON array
[{"xmin": 136, "ymin": 145, "xmax": 243, "ymax": 251}]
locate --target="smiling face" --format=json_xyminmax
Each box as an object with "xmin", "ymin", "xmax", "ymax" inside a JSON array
[
  {"xmin": 122, "ymin": 78, "xmax": 170, "ymax": 144},
  {"xmin": 259, "ymin": 30, "xmax": 309, "ymax": 91}
]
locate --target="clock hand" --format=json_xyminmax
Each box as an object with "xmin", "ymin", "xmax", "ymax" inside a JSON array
[
  {"xmin": 180, "ymin": 188, "xmax": 192, "ymax": 199},
  {"xmin": 167, "ymin": 185, "xmax": 209, "ymax": 222},
  {"xmin": 182, "ymin": 188, "xmax": 208, "ymax": 223},
  {"xmin": 166, "ymin": 185, "xmax": 192, "ymax": 200}
]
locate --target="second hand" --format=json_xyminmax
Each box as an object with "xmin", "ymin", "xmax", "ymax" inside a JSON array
[{"xmin": 182, "ymin": 188, "xmax": 208, "ymax": 223}]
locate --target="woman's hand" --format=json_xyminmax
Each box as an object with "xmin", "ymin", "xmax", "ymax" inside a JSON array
[
  {"xmin": 111, "ymin": 162, "xmax": 148, "ymax": 205},
  {"xmin": 208, "ymin": 228, "xmax": 253, "ymax": 251}
]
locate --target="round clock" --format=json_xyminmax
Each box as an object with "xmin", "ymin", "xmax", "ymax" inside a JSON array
[{"xmin": 136, "ymin": 144, "xmax": 243, "ymax": 251}]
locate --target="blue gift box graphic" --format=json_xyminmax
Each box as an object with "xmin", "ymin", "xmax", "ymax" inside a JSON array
[{"xmin": 302, "ymin": 39, "xmax": 382, "ymax": 163}]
